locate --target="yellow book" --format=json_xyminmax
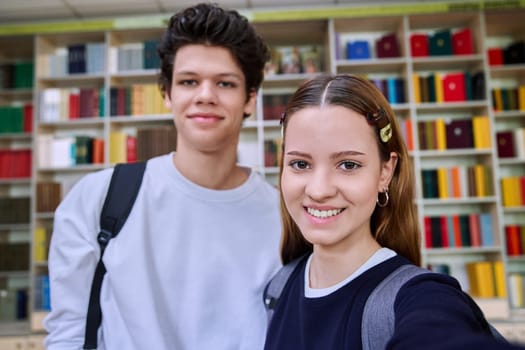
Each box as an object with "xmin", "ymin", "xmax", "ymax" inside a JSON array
[
  {"xmin": 473, "ymin": 164, "xmax": 486, "ymax": 197},
  {"xmin": 412, "ymin": 73, "xmax": 421, "ymax": 104},
  {"xmin": 33, "ymin": 227, "xmax": 48, "ymax": 262},
  {"xmin": 472, "ymin": 115, "xmax": 491, "ymax": 149},
  {"xmin": 492, "ymin": 261, "xmax": 507, "ymax": 298},
  {"xmin": 501, "ymin": 177, "xmax": 513, "ymax": 207},
  {"xmin": 435, "ymin": 118, "xmax": 446, "ymax": 150},
  {"xmin": 518, "ymin": 86, "xmax": 525, "ymax": 111},
  {"xmin": 493, "ymin": 88, "xmax": 503, "ymax": 111},
  {"xmin": 467, "ymin": 261, "xmax": 495, "ymax": 298},
  {"xmin": 437, "ymin": 167, "xmax": 449, "ymax": 199},
  {"xmin": 434, "ymin": 73, "xmax": 444, "ymax": 103},
  {"xmin": 109, "ymin": 131, "xmax": 127, "ymax": 164}
]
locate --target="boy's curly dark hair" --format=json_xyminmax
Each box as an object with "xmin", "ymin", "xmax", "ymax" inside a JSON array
[{"xmin": 158, "ymin": 3, "xmax": 269, "ymax": 100}]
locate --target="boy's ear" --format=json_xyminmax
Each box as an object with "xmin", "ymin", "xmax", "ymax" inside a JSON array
[
  {"xmin": 243, "ymin": 90, "xmax": 257, "ymax": 116},
  {"xmin": 165, "ymin": 94, "xmax": 172, "ymax": 109}
]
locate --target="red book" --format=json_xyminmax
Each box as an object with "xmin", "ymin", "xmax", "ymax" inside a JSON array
[
  {"xmin": 443, "ymin": 73, "xmax": 466, "ymax": 102},
  {"xmin": 410, "ymin": 33, "xmax": 429, "ymax": 57},
  {"xmin": 126, "ymin": 135, "xmax": 137, "ymax": 163},
  {"xmin": 440, "ymin": 216, "xmax": 450, "ymax": 248},
  {"xmin": 376, "ymin": 33, "xmax": 400, "ymax": 58},
  {"xmin": 496, "ymin": 131, "xmax": 516, "ymax": 158},
  {"xmin": 23, "ymin": 104, "xmax": 33, "ymax": 133},
  {"xmin": 469, "ymin": 214, "xmax": 481, "ymax": 247},
  {"xmin": 452, "ymin": 28, "xmax": 474, "ymax": 55},
  {"xmin": 505, "ymin": 225, "xmax": 522, "ymax": 256},
  {"xmin": 69, "ymin": 91, "xmax": 80, "ymax": 119},
  {"xmin": 424, "ymin": 216, "xmax": 433, "ymax": 248},
  {"xmin": 488, "ymin": 47, "xmax": 504, "ymax": 66},
  {"xmin": 445, "ymin": 119, "xmax": 473, "ymax": 149}
]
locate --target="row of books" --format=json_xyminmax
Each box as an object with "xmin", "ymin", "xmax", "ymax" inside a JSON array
[
  {"xmin": 509, "ymin": 273, "xmax": 525, "ymax": 308},
  {"xmin": 110, "ymin": 84, "xmax": 167, "ymax": 117},
  {"xmin": 491, "ymin": 86, "xmax": 525, "ymax": 112},
  {"xmin": 496, "ymin": 129, "xmax": 525, "ymax": 159},
  {"xmin": 412, "ymin": 71, "xmax": 485, "ymax": 103},
  {"xmin": 262, "ymin": 94, "xmax": 292, "ymax": 121},
  {"xmin": 108, "ymin": 40, "xmax": 161, "ymax": 72},
  {"xmin": 36, "ymin": 182, "xmax": 62, "ymax": 213},
  {"xmin": 417, "ymin": 116, "xmax": 491, "ymax": 151},
  {"xmin": 37, "ymin": 134, "xmax": 105, "ymax": 168},
  {"xmin": 109, "ymin": 126, "xmax": 176, "ymax": 164},
  {"xmin": 0, "ymin": 288, "xmax": 28, "ymax": 321},
  {"xmin": 500, "ymin": 176, "xmax": 525, "ymax": 207},
  {"xmin": 0, "ymin": 62, "xmax": 34, "ymax": 89},
  {"xmin": 39, "ymin": 87, "xmax": 104, "ymax": 121},
  {"xmin": 264, "ymin": 139, "xmax": 282, "ymax": 168},
  {"xmin": 423, "ymin": 213, "xmax": 494, "ymax": 249},
  {"xmin": 488, "ymin": 41, "xmax": 525, "ymax": 66},
  {"xmin": 33, "ymin": 274, "xmax": 50, "ymax": 312},
  {"xmin": 505, "ymin": 225, "xmax": 525, "ymax": 256},
  {"xmin": 421, "ymin": 165, "xmax": 493, "ymax": 199},
  {"xmin": 0, "ymin": 242, "xmax": 29, "ymax": 271},
  {"xmin": 0, "ymin": 197, "xmax": 29, "ymax": 224},
  {"xmin": 0, "ymin": 149, "xmax": 31, "ymax": 179},
  {"xmin": 371, "ymin": 78, "xmax": 406, "ymax": 104},
  {"xmin": 465, "ymin": 260, "xmax": 506, "ymax": 298},
  {"xmin": 410, "ymin": 28, "xmax": 475, "ymax": 57},
  {"xmin": 0, "ymin": 104, "xmax": 33, "ymax": 133},
  {"xmin": 265, "ymin": 45, "xmax": 324, "ymax": 76},
  {"xmin": 342, "ymin": 33, "xmax": 401, "ymax": 59},
  {"xmin": 46, "ymin": 42, "xmax": 106, "ymax": 77},
  {"xmin": 34, "ymin": 227, "xmax": 50, "ymax": 263}
]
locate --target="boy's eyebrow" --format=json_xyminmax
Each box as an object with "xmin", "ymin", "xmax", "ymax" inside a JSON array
[{"xmin": 173, "ymin": 71, "xmax": 243, "ymax": 80}]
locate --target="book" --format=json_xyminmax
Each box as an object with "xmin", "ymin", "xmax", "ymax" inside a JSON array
[
  {"xmin": 376, "ymin": 33, "xmax": 400, "ymax": 58},
  {"xmin": 452, "ymin": 28, "xmax": 474, "ymax": 55},
  {"xmin": 472, "ymin": 115, "xmax": 491, "ymax": 149},
  {"xmin": 410, "ymin": 33, "xmax": 429, "ymax": 57},
  {"xmin": 443, "ymin": 73, "xmax": 466, "ymax": 102},
  {"xmin": 347, "ymin": 40, "xmax": 370, "ymax": 60},
  {"xmin": 496, "ymin": 131, "xmax": 516, "ymax": 158},
  {"xmin": 429, "ymin": 29, "xmax": 452, "ymax": 56},
  {"xmin": 466, "ymin": 261, "xmax": 495, "ymax": 298},
  {"xmin": 488, "ymin": 47, "xmax": 504, "ymax": 66},
  {"xmin": 445, "ymin": 119, "xmax": 473, "ymax": 149}
]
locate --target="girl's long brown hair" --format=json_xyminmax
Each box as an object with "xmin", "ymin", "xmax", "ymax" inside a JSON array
[{"xmin": 279, "ymin": 74, "xmax": 421, "ymax": 266}]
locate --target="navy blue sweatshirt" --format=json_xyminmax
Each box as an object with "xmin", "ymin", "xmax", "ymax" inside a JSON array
[{"xmin": 264, "ymin": 255, "xmax": 525, "ymax": 350}]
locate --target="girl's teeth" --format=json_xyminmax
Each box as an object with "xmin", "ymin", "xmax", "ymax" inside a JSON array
[{"xmin": 307, "ymin": 208, "xmax": 342, "ymax": 218}]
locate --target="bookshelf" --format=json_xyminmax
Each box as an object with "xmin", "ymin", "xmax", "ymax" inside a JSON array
[
  {"xmin": 0, "ymin": 2, "xmax": 524, "ymax": 342},
  {"xmin": 0, "ymin": 35, "xmax": 34, "ymax": 337}
]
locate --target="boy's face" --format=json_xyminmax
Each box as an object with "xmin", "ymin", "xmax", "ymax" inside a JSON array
[
  {"xmin": 281, "ymin": 105, "xmax": 397, "ymax": 251},
  {"xmin": 165, "ymin": 44, "xmax": 256, "ymax": 154}
]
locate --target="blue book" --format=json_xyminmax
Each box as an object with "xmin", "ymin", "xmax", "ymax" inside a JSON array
[
  {"xmin": 479, "ymin": 213, "xmax": 494, "ymax": 246},
  {"xmin": 387, "ymin": 78, "xmax": 397, "ymax": 104},
  {"xmin": 447, "ymin": 215, "xmax": 455, "ymax": 248},
  {"xmin": 347, "ymin": 40, "xmax": 370, "ymax": 60}
]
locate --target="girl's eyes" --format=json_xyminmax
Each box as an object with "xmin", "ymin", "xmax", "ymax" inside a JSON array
[
  {"xmin": 338, "ymin": 161, "xmax": 360, "ymax": 171},
  {"xmin": 289, "ymin": 160, "xmax": 310, "ymax": 170},
  {"xmin": 288, "ymin": 160, "xmax": 360, "ymax": 171}
]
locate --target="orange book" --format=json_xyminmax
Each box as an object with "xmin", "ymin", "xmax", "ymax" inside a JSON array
[
  {"xmin": 450, "ymin": 167, "xmax": 462, "ymax": 198},
  {"xmin": 92, "ymin": 138, "xmax": 105, "ymax": 164},
  {"xmin": 405, "ymin": 118, "xmax": 414, "ymax": 151},
  {"xmin": 452, "ymin": 214, "xmax": 462, "ymax": 247}
]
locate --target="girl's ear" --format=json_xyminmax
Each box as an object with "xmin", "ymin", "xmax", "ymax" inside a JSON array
[{"xmin": 379, "ymin": 152, "xmax": 398, "ymax": 190}]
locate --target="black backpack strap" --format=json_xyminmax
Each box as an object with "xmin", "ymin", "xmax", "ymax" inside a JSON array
[
  {"xmin": 263, "ymin": 254, "xmax": 306, "ymax": 326},
  {"xmin": 83, "ymin": 162, "xmax": 147, "ymax": 350}
]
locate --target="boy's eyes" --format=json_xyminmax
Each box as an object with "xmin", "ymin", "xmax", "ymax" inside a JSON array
[{"xmin": 176, "ymin": 79, "xmax": 236, "ymax": 88}]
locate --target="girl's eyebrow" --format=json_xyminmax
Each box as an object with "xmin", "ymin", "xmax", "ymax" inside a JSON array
[{"xmin": 285, "ymin": 150, "xmax": 365, "ymax": 160}]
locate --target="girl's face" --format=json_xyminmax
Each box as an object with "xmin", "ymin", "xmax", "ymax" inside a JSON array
[
  {"xmin": 165, "ymin": 44, "xmax": 256, "ymax": 154},
  {"xmin": 281, "ymin": 105, "xmax": 397, "ymax": 251}
]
